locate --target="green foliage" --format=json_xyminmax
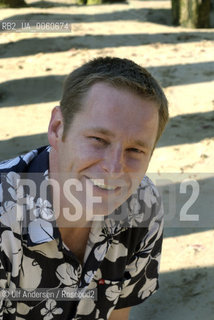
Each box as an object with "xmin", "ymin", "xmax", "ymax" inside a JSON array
[
  {"xmin": 77, "ymin": 0, "xmax": 126, "ymax": 4},
  {"xmin": 88, "ymin": 0, "xmax": 102, "ymax": 4},
  {"xmin": 99, "ymin": 0, "xmax": 126, "ymax": 2},
  {"xmin": 77, "ymin": 0, "xmax": 88, "ymax": 4},
  {"xmin": 0, "ymin": 0, "xmax": 27, "ymax": 8}
]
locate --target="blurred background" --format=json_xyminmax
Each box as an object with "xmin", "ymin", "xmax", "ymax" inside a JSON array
[{"xmin": 0, "ymin": 0, "xmax": 214, "ymax": 319}]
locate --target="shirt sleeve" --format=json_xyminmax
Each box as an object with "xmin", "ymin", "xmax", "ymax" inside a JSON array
[
  {"xmin": 115, "ymin": 178, "xmax": 164, "ymax": 309},
  {"xmin": 0, "ymin": 225, "xmax": 10, "ymax": 317}
]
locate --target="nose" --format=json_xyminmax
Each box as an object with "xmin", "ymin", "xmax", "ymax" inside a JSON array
[{"xmin": 101, "ymin": 145, "xmax": 124, "ymax": 176}]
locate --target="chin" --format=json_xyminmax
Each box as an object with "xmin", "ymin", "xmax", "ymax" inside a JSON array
[{"xmin": 86, "ymin": 199, "xmax": 127, "ymax": 221}]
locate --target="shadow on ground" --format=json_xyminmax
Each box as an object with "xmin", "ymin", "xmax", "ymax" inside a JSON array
[
  {"xmin": 130, "ymin": 266, "xmax": 214, "ymax": 320},
  {"xmin": 1, "ymin": 61, "xmax": 214, "ymax": 107},
  {"xmin": 2, "ymin": 6, "xmax": 214, "ymax": 27},
  {"xmin": 0, "ymin": 133, "xmax": 49, "ymax": 160},
  {"xmin": 157, "ymin": 111, "xmax": 214, "ymax": 148},
  {"xmin": 156, "ymin": 175, "xmax": 214, "ymax": 237},
  {"xmin": 0, "ymin": 75, "xmax": 64, "ymax": 107},
  {"xmin": 0, "ymin": 110, "xmax": 213, "ymax": 152},
  {"xmin": 0, "ymin": 8, "xmax": 173, "ymax": 27},
  {"xmin": 28, "ymin": 0, "xmax": 76, "ymax": 7},
  {"xmin": 1, "ymin": 32, "xmax": 213, "ymax": 59}
]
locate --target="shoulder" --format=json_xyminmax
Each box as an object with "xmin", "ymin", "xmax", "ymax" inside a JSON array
[
  {"xmin": 0, "ymin": 146, "xmax": 51, "ymax": 176},
  {"xmin": 0, "ymin": 148, "xmax": 38, "ymax": 220},
  {"xmin": 139, "ymin": 175, "xmax": 161, "ymax": 203},
  {"xmin": 128, "ymin": 175, "xmax": 163, "ymax": 224},
  {"xmin": 0, "ymin": 149, "xmax": 39, "ymax": 174},
  {"xmin": 0, "ymin": 146, "xmax": 50, "ymax": 231}
]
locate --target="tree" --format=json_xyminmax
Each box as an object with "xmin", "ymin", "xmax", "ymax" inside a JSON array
[
  {"xmin": 79, "ymin": 0, "xmax": 126, "ymax": 4},
  {"xmin": 171, "ymin": 0, "xmax": 211, "ymax": 28},
  {"xmin": 0, "ymin": 0, "xmax": 27, "ymax": 7},
  {"xmin": 100, "ymin": 0, "xmax": 126, "ymax": 2}
]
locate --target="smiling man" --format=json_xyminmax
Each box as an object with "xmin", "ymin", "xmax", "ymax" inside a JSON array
[{"xmin": 0, "ymin": 57, "xmax": 168, "ymax": 320}]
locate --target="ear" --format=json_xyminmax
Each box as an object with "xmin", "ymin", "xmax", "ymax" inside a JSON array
[{"xmin": 48, "ymin": 106, "xmax": 64, "ymax": 150}]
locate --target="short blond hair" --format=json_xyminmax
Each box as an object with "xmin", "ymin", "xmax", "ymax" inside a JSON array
[{"xmin": 60, "ymin": 57, "xmax": 168, "ymax": 145}]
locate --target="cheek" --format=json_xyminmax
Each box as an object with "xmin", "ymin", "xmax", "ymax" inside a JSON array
[
  {"xmin": 77, "ymin": 144, "xmax": 103, "ymax": 160},
  {"xmin": 125, "ymin": 157, "xmax": 151, "ymax": 187},
  {"xmin": 73, "ymin": 144, "xmax": 104, "ymax": 171},
  {"xmin": 125, "ymin": 157, "xmax": 149, "ymax": 173}
]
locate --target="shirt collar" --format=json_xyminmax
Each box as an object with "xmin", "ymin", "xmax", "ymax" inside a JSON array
[{"xmin": 15, "ymin": 146, "xmax": 54, "ymax": 246}]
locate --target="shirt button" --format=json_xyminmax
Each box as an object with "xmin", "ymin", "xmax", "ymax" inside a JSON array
[{"xmin": 98, "ymin": 279, "xmax": 105, "ymax": 285}]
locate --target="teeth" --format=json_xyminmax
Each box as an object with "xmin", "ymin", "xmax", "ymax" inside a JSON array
[{"xmin": 90, "ymin": 179, "xmax": 116, "ymax": 191}]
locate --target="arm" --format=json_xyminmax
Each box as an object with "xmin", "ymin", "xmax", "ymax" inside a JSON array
[
  {"xmin": 0, "ymin": 252, "xmax": 7, "ymax": 317},
  {"xmin": 112, "ymin": 178, "xmax": 164, "ymax": 311},
  {"xmin": 109, "ymin": 307, "xmax": 131, "ymax": 320}
]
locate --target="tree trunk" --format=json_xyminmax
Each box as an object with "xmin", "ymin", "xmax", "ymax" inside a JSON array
[
  {"xmin": 78, "ymin": 0, "xmax": 126, "ymax": 4},
  {"xmin": 0, "ymin": 0, "xmax": 27, "ymax": 7},
  {"xmin": 171, "ymin": 0, "xmax": 211, "ymax": 28},
  {"xmin": 102, "ymin": 0, "xmax": 126, "ymax": 2},
  {"xmin": 171, "ymin": 0, "xmax": 180, "ymax": 25}
]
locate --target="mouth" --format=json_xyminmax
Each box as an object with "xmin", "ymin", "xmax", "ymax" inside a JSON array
[
  {"xmin": 88, "ymin": 178, "xmax": 118, "ymax": 191},
  {"xmin": 84, "ymin": 176, "xmax": 125, "ymax": 195}
]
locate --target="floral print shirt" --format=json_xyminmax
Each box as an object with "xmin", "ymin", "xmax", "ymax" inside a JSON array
[{"xmin": 0, "ymin": 146, "xmax": 164, "ymax": 320}]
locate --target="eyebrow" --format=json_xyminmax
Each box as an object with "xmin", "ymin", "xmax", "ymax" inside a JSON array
[
  {"xmin": 133, "ymin": 139, "xmax": 150, "ymax": 150},
  {"xmin": 88, "ymin": 127, "xmax": 115, "ymax": 138},
  {"xmin": 86, "ymin": 127, "xmax": 150, "ymax": 150}
]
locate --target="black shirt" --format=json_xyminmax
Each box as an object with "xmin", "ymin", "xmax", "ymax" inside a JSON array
[{"xmin": 0, "ymin": 146, "xmax": 164, "ymax": 319}]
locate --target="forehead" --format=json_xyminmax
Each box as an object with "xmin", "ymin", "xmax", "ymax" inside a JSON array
[
  {"xmin": 69, "ymin": 82, "xmax": 159, "ymax": 147},
  {"xmin": 82, "ymin": 82, "xmax": 158, "ymax": 123}
]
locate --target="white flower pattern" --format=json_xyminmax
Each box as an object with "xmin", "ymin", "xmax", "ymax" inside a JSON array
[
  {"xmin": 6, "ymin": 172, "xmax": 23, "ymax": 201},
  {"xmin": 105, "ymin": 240, "xmax": 128, "ymax": 263},
  {"xmin": 0, "ymin": 157, "xmax": 20, "ymax": 169},
  {"xmin": 3, "ymin": 299, "xmax": 16, "ymax": 315},
  {"xmin": 105, "ymin": 285, "xmax": 121, "ymax": 304},
  {"xmin": 56, "ymin": 263, "xmax": 81, "ymax": 287},
  {"xmin": 40, "ymin": 299, "xmax": 63, "ymax": 320},
  {"xmin": 20, "ymin": 255, "xmax": 42, "ymax": 290},
  {"xmin": 33, "ymin": 198, "xmax": 54, "ymax": 220},
  {"xmin": 0, "ymin": 184, "xmax": 3, "ymax": 203}
]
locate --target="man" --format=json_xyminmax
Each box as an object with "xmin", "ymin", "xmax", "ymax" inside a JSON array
[{"xmin": 0, "ymin": 57, "xmax": 168, "ymax": 319}]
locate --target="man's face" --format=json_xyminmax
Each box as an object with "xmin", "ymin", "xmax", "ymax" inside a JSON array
[{"xmin": 49, "ymin": 82, "xmax": 159, "ymax": 221}]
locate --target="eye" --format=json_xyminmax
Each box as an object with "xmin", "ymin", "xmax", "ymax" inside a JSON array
[
  {"xmin": 88, "ymin": 136, "xmax": 108, "ymax": 145},
  {"xmin": 127, "ymin": 148, "xmax": 144, "ymax": 154}
]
